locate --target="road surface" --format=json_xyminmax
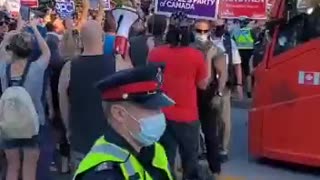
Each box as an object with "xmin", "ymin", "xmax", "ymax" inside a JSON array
[{"xmin": 51, "ymin": 101, "xmax": 320, "ymax": 180}]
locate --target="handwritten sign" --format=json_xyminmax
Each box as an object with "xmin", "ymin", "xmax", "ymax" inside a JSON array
[
  {"xmin": 219, "ymin": 0, "xmax": 267, "ymax": 19},
  {"xmin": 155, "ymin": 0, "xmax": 218, "ymax": 20}
]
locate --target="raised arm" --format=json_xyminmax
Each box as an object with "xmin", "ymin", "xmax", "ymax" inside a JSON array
[
  {"xmin": 96, "ymin": 0, "xmax": 105, "ymax": 24},
  {"xmin": 77, "ymin": 0, "xmax": 90, "ymax": 30},
  {"xmin": 58, "ymin": 61, "xmax": 71, "ymax": 137},
  {"xmin": 30, "ymin": 19, "xmax": 51, "ymax": 66}
]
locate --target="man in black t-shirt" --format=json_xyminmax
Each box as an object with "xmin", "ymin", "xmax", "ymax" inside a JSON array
[{"xmin": 59, "ymin": 20, "xmax": 115, "ymax": 170}]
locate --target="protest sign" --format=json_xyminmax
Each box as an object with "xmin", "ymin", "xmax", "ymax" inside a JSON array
[
  {"xmin": 89, "ymin": 0, "xmax": 99, "ymax": 9},
  {"xmin": 4, "ymin": 0, "xmax": 21, "ymax": 14},
  {"xmin": 90, "ymin": 0, "xmax": 111, "ymax": 10},
  {"xmin": 155, "ymin": 0, "xmax": 218, "ymax": 20},
  {"xmin": 219, "ymin": 0, "xmax": 267, "ymax": 19},
  {"xmin": 21, "ymin": 0, "xmax": 39, "ymax": 8},
  {"xmin": 55, "ymin": 0, "xmax": 75, "ymax": 20},
  {"xmin": 0, "ymin": 0, "xmax": 5, "ymax": 7}
]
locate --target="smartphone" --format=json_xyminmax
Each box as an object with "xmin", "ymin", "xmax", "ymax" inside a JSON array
[{"xmin": 20, "ymin": 6, "xmax": 30, "ymax": 21}]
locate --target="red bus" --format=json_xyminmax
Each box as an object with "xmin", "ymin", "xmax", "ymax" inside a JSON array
[{"xmin": 248, "ymin": 0, "xmax": 320, "ymax": 166}]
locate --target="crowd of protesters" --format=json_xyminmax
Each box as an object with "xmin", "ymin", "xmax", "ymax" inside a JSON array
[{"xmin": 0, "ymin": 0, "xmax": 319, "ymax": 179}]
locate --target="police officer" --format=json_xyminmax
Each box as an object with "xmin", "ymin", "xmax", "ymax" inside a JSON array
[
  {"xmin": 231, "ymin": 18, "xmax": 255, "ymax": 98},
  {"xmin": 73, "ymin": 64, "xmax": 175, "ymax": 180}
]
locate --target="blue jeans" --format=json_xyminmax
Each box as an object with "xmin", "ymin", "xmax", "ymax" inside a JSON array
[{"xmin": 36, "ymin": 124, "xmax": 54, "ymax": 180}]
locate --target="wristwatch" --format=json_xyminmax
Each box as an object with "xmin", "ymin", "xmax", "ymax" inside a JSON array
[{"xmin": 216, "ymin": 91, "xmax": 223, "ymax": 97}]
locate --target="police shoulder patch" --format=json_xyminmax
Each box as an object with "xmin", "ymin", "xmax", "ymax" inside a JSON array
[{"xmin": 95, "ymin": 162, "xmax": 114, "ymax": 172}]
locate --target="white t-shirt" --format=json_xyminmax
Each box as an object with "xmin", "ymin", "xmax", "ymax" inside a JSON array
[{"xmin": 212, "ymin": 36, "xmax": 242, "ymax": 65}]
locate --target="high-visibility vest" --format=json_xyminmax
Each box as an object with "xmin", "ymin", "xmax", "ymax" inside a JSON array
[
  {"xmin": 73, "ymin": 136, "xmax": 174, "ymax": 180},
  {"xmin": 233, "ymin": 28, "xmax": 254, "ymax": 50}
]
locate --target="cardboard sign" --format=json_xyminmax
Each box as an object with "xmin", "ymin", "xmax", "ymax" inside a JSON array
[
  {"xmin": 155, "ymin": 0, "xmax": 218, "ymax": 20},
  {"xmin": 21, "ymin": 0, "xmax": 39, "ymax": 8},
  {"xmin": 219, "ymin": 0, "xmax": 267, "ymax": 19},
  {"xmin": 5, "ymin": 0, "xmax": 21, "ymax": 14},
  {"xmin": 89, "ymin": 0, "xmax": 111, "ymax": 10}
]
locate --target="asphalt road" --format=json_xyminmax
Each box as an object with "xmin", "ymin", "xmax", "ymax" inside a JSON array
[
  {"xmin": 220, "ymin": 107, "xmax": 319, "ymax": 180},
  {"xmin": 52, "ymin": 102, "xmax": 320, "ymax": 180}
]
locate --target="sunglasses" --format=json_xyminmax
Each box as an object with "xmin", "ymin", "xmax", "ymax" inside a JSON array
[{"xmin": 195, "ymin": 29, "xmax": 209, "ymax": 34}]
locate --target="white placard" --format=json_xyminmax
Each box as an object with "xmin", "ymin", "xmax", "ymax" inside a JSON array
[
  {"xmin": 5, "ymin": 0, "xmax": 21, "ymax": 13},
  {"xmin": 0, "ymin": 0, "xmax": 6, "ymax": 7},
  {"xmin": 90, "ymin": 0, "xmax": 111, "ymax": 10}
]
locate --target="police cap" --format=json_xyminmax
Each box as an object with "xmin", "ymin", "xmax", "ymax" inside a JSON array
[{"xmin": 96, "ymin": 63, "xmax": 175, "ymax": 109}]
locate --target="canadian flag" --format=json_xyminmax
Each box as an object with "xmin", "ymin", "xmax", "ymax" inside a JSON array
[{"xmin": 298, "ymin": 71, "xmax": 320, "ymax": 85}]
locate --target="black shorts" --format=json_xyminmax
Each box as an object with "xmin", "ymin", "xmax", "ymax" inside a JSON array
[
  {"xmin": 0, "ymin": 136, "xmax": 39, "ymax": 149},
  {"xmin": 239, "ymin": 49, "xmax": 253, "ymax": 76}
]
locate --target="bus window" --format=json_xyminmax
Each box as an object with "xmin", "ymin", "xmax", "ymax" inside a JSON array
[{"xmin": 273, "ymin": 0, "xmax": 320, "ymax": 56}]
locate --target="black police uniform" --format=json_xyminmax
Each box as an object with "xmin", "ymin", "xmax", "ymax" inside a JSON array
[{"xmin": 76, "ymin": 63, "xmax": 175, "ymax": 180}]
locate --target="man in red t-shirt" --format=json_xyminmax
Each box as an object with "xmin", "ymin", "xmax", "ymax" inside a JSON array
[{"xmin": 148, "ymin": 12, "xmax": 210, "ymax": 179}]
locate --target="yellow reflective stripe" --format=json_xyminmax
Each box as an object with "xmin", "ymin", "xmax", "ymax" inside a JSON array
[
  {"xmin": 90, "ymin": 144, "xmax": 129, "ymax": 160},
  {"xmin": 236, "ymin": 34, "xmax": 254, "ymax": 43},
  {"xmin": 74, "ymin": 142, "xmax": 130, "ymax": 180},
  {"xmin": 91, "ymin": 144, "xmax": 138, "ymax": 178},
  {"xmin": 128, "ymin": 154, "xmax": 152, "ymax": 180},
  {"xmin": 95, "ymin": 136, "xmax": 107, "ymax": 145},
  {"xmin": 238, "ymin": 46, "xmax": 254, "ymax": 50},
  {"xmin": 120, "ymin": 157, "xmax": 139, "ymax": 179},
  {"xmin": 152, "ymin": 143, "xmax": 173, "ymax": 180},
  {"xmin": 123, "ymin": 158, "xmax": 136, "ymax": 176},
  {"xmin": 234, "ymin": 29, "xmax": 254, "ymax": 45},
  {"xmin": 73, "ymin": 153, "xmax": 122, "ymax": 180},
  {"xmin": 74, "ymin": 139, "xmax": 172, "ymax": 180}
]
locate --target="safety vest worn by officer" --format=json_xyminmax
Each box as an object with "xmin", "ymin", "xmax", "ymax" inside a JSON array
[
  {"xmin": 233, "ymin": 28, "xmax": 254, "ymax": 50},
  {"xmin": 73, "ymin": 136, "xmax": 174, "ymax": 180}
]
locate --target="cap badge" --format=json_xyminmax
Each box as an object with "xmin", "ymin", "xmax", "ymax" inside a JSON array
[{"xmin": 122, "ymin": 93, "xmax": 129, "ymax": 99}]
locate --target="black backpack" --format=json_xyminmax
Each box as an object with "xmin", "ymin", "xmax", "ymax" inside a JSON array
[{"xmin": 223, "ymin": 34, "xmax": 237, "ymax": 88}]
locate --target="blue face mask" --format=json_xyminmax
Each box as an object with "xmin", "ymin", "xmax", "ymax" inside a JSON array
[{"xmin": 130, "ymin": 113, "xmax": 166, "ymax": 146}]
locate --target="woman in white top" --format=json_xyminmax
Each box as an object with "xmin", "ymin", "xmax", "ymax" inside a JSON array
[{"xmin": 0, "ymin": 18, "xmax": 50, "ymax": 180}]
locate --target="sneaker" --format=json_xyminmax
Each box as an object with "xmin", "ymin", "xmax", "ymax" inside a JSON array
[{"xmin": 50, "ymin": 162, "xmax": 58, "ymax": 172}]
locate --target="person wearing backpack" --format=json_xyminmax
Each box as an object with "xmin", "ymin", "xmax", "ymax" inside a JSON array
[
  {"xmin": 0, "ymin": 18, "xmax": 50, "ymax": 180},
  {"xmin": 211, "ymin": 20, "xmax": 243, "ymax": 162}
]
